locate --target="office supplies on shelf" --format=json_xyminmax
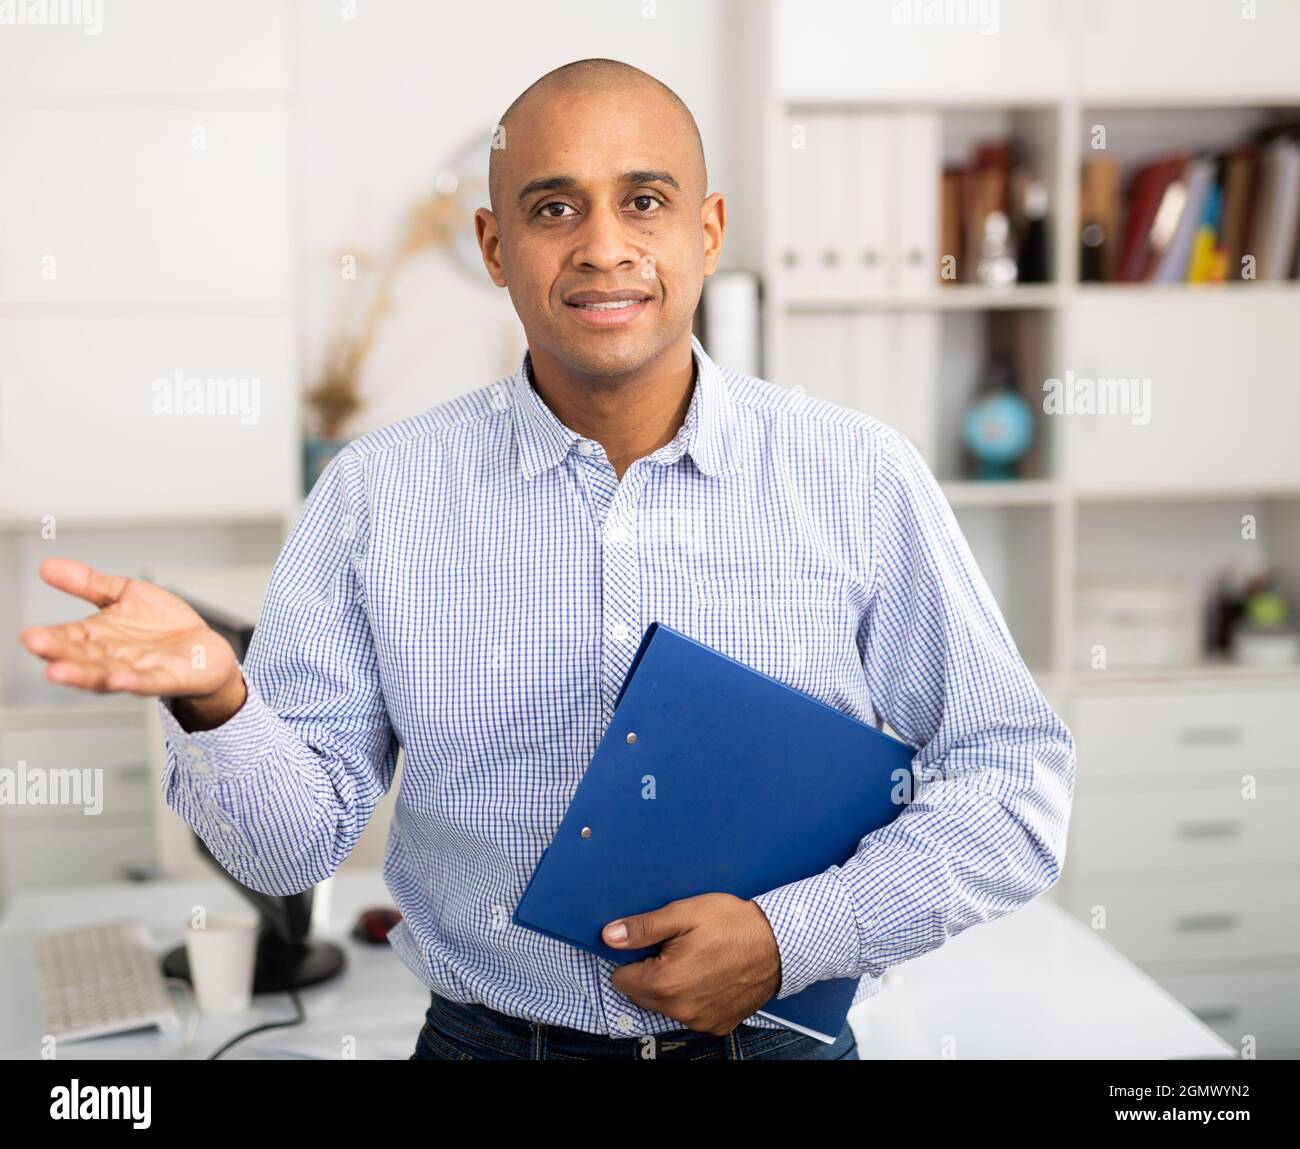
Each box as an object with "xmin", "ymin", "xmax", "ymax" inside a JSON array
[
  {"xmin": 34, "ymin": 920, "xmax": 179, "ymax": 1043},
  {"xmin": 1016, "ymin": 180, "xmax": 1050, "ymax": 283},
  {"xmin": 1074, "ymin": 577, "xmax": 1202, "ymax": 670},
  {"xmin": 513, "ymin": 622, "xmax": 917, "ymax": 1043}
]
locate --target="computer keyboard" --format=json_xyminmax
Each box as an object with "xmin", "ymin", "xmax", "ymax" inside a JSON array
[{"xmin": 34, "ymin": 920, "xmax": 180, "ymax": 1043}]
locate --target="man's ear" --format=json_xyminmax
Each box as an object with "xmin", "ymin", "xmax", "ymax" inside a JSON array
[
  {"xmin": 700, "ymin": 192, "xmax": 726, "ymax": 277},
  {"xmin": 474, "ymin": 207, "xmax": 508, "ymax": 287}
]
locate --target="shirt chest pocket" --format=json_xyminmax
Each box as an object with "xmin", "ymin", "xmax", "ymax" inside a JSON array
[{"xmin": 686, "ymin": 573, "xmax": 860, "ymax": 698}]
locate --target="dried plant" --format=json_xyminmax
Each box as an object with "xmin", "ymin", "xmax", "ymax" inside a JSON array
[{"xmin": 307, "ymin": 192, "xmax": 470, "ymax": 438}]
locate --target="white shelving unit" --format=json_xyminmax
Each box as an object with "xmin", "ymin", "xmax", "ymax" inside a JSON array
[
  {"xmin": 0, "ymin": 0, "xmax": 303, "ymax": 904},
  {"xmin": 761, "ymin": 0, "xmax": 1300, "ymax": 1056}
]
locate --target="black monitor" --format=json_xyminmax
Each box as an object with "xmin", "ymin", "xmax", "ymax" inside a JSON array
[{"xmin": 159, "ymin": 601, "xmax": 345, "ymax": 994}]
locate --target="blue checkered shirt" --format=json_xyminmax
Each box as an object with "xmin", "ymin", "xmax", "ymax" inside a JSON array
[{"xmin": 156, "ymin": 333, "xmax": 1075, "ymax": 1038}]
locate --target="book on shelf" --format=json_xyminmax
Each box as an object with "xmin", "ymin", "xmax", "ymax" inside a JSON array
[{"xmin": 1083, "ymin": 122, "xmax": 1300, "ymax": 286}]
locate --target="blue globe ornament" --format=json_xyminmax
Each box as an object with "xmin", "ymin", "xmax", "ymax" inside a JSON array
[{"xmin": 962, "ymin": 390, "xmax": 1033, "ymax": 480}]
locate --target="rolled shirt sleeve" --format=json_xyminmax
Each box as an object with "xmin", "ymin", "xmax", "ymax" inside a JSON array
[
  {"xmin": 155, "ymin": 445, "xmax": 399, "ymax": 895},
  {"xmin": 752, "ymin": 425, "xmax": 1076, "ymax": 1000}
]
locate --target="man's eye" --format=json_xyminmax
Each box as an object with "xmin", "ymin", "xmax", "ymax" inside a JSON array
[
  {"xmin": 630, "ymin": 195, "xmax": 663, "ymax": 213},
  {"xmin": 538, "ymin": 202, "xmax": 576, "ymax": 219}
]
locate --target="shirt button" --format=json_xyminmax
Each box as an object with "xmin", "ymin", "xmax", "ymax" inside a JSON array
[
  {"xmin": 577, "ymin": 440, "xmax": 594, "ymax": 456},
  {"xmin": 606, "ymin": 523, "xmax": 629, "ymax": 545},
  {"xmin": 615, "ymin": 1014, "xmax": 634, "ymax": 1033},
  {"xmin": 610, "ymin": 622, "xmax": 631, "ymax": 642},
  {"xmin": 218, "ymin": 822, "xmax": 234, "ymax": 833}
]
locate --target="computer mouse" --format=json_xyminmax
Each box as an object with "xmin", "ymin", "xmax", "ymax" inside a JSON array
[{"xmin": 352, "ymin": 906, "xmax": 403, "ymax": 944}]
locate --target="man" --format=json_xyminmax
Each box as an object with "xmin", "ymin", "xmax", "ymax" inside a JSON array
[{"xmin": 18, "ymin": 58, "xmax": 1074, "ymax": 1062}]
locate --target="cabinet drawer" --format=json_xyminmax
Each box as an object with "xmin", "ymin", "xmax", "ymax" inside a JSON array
[
  {"xmin": 1, "ymin": 821, "xmax": 155, "ymax": 897},
  {"xmin": 1066, "ymin": 785, "xmax": 1300, "ymax": 874},
  {"xmin": 0, "ymin": 723, "xmax": 152, "ymax": 820},
  {"xmin": 1062, "ymin": 876, "xmax": 1300, "ymax": 964},
  {"xmin": 1071, "ymin": 688, "xmax": 1296, "ymax": 781},
  {"xmin": 1063, "ymin": 292, "xmax": 1300, "ymax": 490},
  {"xmin": 1153, "ymin": 967, "xmax": 1300, "ymax": 1057}
]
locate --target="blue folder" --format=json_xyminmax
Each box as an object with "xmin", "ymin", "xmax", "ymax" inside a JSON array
[{"xmin": 512, "ymin": 621, "xmax": 916, "ymax": 1042}]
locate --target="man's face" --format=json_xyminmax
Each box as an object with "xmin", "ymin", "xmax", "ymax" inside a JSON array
[{"xmin": 476, "ymin": 83, "xmax": 724, "ymax": 381}]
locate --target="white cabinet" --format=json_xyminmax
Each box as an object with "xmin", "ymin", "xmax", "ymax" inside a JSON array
[
  {"xmin": 0, "ymin": 316, "xmax": 297, "ymax": 519},
  {"xmin": 0, "ymin": 0, "xmax": 290, "ymax": 98},
  {"xmin": 0, "ymin": 714, "xmax": 156, "ymax": 902},
  {"xmin": 0, "ymin": 108, "xmax": 292, "ymax": 304},
  {"xmin": 1061, "ymin": 681, "xmax": 1300, "ymax": 1055},
  {"xmin": 1062, "ymin": 292, "xmax": 1300, "ymax": 491},
  {"xmin": 774, "ymin": 0, "xmax": 1069, "ymax": 100},
  {"xmin": 1080, "ymin": 0, "xmax": 1300, "ymax": 101}
]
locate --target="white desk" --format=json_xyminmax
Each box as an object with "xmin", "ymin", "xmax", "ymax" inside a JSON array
[{"xmin": 0, "ymin": 870, "xmax": 1234, "ymax": 1060}]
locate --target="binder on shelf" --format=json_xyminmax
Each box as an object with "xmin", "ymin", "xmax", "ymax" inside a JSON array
[
  {"xmin": 781, "ymin": 311, "xmax": 856, "ymax": 408},
  {"xmin": 897, "ymin": 111, "xmax": 941, "ymax": 293},
  {"xmin": 780, "ymin": 111, "xmax": 854, "ymax": 302},
  {"xmin": 852, "ymin": 112, "xmax": 896, "ymax": 295},
  {"xmin": 512, "ymin": 622, "xmax": 917, "ymax": 1043}
]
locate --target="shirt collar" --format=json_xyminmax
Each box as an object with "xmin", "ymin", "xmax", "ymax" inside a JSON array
[{"xmin": 510, "ymin": 333, "xmax": 738, "ymax": 481}]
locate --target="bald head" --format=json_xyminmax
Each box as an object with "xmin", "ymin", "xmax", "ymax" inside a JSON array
[
  {"xmin": 473, "ymin": 56, "xmax": 725, "ymax": 386},
  {"xmin": 487, "ymin": 58, "xmax": 707, "ymax": 216}
]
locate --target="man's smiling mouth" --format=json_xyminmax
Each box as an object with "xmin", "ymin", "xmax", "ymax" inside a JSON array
[{"xmin": 563, "ymin": 288, "xmax": 654, "ymax": 326}]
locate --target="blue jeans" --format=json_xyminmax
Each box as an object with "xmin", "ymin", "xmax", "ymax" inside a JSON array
[{"xmin": 410, "ymin": 991, "xmax": 859, "ymax": 1060}]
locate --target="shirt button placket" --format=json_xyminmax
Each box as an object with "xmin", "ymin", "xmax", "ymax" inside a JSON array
[
  {"xmin": 594, "ymin": 458, "xmax": 649, "ymax": 1037},
  {"xmin": 599, "ymin": 469, "xmax": 644, "ymax": 724}
]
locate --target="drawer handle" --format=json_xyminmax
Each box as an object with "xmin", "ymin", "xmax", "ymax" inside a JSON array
[
  {"xmin": 1192, "ymin": 1006, "xmax": 1239, "ymax": 1026},
  {"xmin": 1173, "ymin": 913, "xmax": 1240, "ymax": 933},
  {"xmin": 1176, "ymin": 726, "xmax": 1243, "ymax": 746},
  {"xmin": 1175, "ymin": 821, "xmax": 1243, "ymax": 841}
]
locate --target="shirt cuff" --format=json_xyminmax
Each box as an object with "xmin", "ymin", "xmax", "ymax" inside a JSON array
[
  {"xmin": 751, "ymin": 868, "xmax": 861, "ymax": 999},
  {"xmin": 155, "ymin": 668, "xmax": 277, "ymax": 779}
]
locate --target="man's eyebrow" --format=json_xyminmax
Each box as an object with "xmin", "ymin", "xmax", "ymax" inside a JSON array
[{"xmin": 515, "ymin": 169, "xmax": 680, "ymax": 209}]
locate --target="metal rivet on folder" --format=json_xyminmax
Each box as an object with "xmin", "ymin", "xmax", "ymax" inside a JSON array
[
  {"xmin": 580, "ymin": 826, "xmax": 592, "ymax": 839},
  {"xmin": 625, "ymin": 732, "xmax": 637, "ymax": 745}
]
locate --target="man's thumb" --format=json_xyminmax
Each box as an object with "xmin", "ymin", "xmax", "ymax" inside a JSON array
[{"xmin": 602, "ymin": 903, "xmax": 685, "ymax": 949}]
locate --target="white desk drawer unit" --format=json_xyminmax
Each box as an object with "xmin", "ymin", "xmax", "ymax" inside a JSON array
[
  {"xmin": 1066, "ymin": 784, "xmax": 1300, "ymax": 875},
  {"xmin": 1062, "ymin": 876, "xmax": 1300, "ymax": 965},
  {"xmin": 1061, "ymin": 682, "xmax": 1300, "ymax": 1056},
  {"xmin": 1151, "ymin": 967, "xmax": 1300, "ymax": 1058},
  {"xmin": 0, "ymin": 723, "xmax": 153, "ymax": 821},
  {"xmin": 1069, "ymin": 686, "xmax": 1299, "ymax": 782},
  {"xmin": 0, "ymin": 712, "xmax": 155, "ymax": 902}
]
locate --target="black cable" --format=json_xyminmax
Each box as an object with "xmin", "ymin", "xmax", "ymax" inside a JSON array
[{"xmin": 206, "ymin": 940, "xmax": 305, "ymax": 1060}]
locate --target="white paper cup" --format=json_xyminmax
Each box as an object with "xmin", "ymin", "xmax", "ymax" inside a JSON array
[{"xmin": 185, "ymin": 913, "xmax": 259, "ymax": 1016}]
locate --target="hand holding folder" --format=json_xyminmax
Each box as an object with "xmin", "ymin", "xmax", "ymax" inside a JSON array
[{"xmin": 512, "ymin": 622, "xmax": 916, "ymax": 1042}]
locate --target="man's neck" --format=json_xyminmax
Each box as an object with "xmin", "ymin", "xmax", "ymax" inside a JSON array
[{"xmin": 526, "ymin": 335, "xmax": 697, "ymax": 481}]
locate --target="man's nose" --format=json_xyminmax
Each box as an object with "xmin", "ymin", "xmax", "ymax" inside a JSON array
[{"xmin": 571, "ymin": 203, "xmax": 641, "ymax": 272}]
